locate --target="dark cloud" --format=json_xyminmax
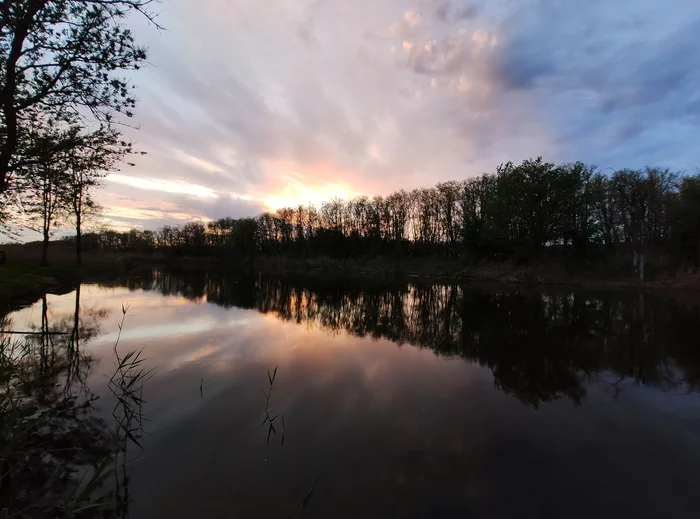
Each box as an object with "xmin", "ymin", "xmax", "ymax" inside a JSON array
[
  {"xmin": 453, "ymin": 2, "xmax": 481, "ymax": 20},
  {"xmin": 298, "ymin": 19, "xmax": 317, "ymax": 45},
  {"xmin": 431, "ymin": 0, "xmax": 480, "ymax": 22},
  {"xmin": 492, "ymin": 35, "xmax": 554, "ymax": 90},
  {"xmin": 474, "ymin": 0, "xmax": 700, "ymax": 166},
  {"xmin": 433, "ymin": 0, "xmax": 450, "ymax": 21}
]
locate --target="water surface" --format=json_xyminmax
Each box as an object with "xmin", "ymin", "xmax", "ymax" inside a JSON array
[{"xmin": 7, "ymin": 271, "xmax": 700, "ymax": 518}]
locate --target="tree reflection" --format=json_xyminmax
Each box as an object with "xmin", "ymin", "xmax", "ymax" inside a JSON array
[
  {"xmin": 1, "ymin": 287, "xmax": 113, "ymax": 516},
  {"xmin": 115, "ymin": 269, "xmax": 700, "ymax": 407}
]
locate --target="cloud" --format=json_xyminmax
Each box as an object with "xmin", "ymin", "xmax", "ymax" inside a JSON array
[
  {"xmin": 481, "ymin": 0, "xmax": 700, "ymax": 165},
  {"xmin": 91, "ymin": 0, "xmax": 700, "ymax": 231},
  {"xmin": 97, "ymin": 181, "xmax": 266, "ymax": 231},
  {"xmin": 108, "ymin": 174, "xmax": 221, "ymax": 199},
  {"xmin": 453, "ymin": 3, "xmax": 480, "ymax": 21},
  {"xmin": 431, "ymin": 1, "xmax": 481, "ymax": 22}
]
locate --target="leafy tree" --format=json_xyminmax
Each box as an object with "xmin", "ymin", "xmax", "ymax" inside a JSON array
[
  {"xmin": 79, "ymin": 157, "xmax": 700, "ymax": 281},
  {"xmin": 612, "ymin": 168, "xmax": 678, "ymax": 280},
  {"xmin": 63, "ymin": 125, "xmax": 132, "ymax": 263},
  {"xmin": 0, "ymin": 0, "xmax": 159, "ymax": 193},
  {"xmin": 14, "ymin": 123, "xmax": 72, "ymax": 264},
  {"xmin": 671, "ymin": 175, "xmax": 700, "ymax": 266}
]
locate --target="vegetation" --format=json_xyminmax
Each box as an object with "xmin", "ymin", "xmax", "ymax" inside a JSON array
[
  {"xmin": 0, "ymin": 0, "xmax": 156, "ymax": 262},
  {"xmin": 0, "ymin": 289, "xmax": 149, "ymax": 517},
  {"xmin": 66, "ymin": 159, "xmax": 700, "ymax": 283},
  {"xmin": 0, "ymin": 0, "xmax": 158, "ymax": 194},
  {"xmin": 0, "ymin": 6, "xmax": 695, "ymax": 291}
]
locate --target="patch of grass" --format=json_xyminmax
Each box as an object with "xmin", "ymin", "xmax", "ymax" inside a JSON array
[
  {"xmin": 252, "ymin": 255, "xmax": 700, "ymax": 290},
  {"xmin": 0, "ymin": 242, "xmax": 133, "ymax": 305},
  {"xmin": 0, "ymin": 262, "xmax": 82, "ymax": 301}
]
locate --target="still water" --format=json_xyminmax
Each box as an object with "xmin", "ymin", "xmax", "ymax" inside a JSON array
[{"xmin": 7, "ymin": 271, "xmax": 700, "ymax": 518}]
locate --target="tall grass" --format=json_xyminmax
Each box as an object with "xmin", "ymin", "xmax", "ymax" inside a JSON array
[
  {"xmin": 258, "ymin": 366, "xmax": 320, "ymax": 517},
  {"xmin": 108, "ymin": 304, "xmax": 152, "ymax": 518},
  {"xmin": 261, "ymin": 366, "xmax": 283, "ymax": 445},
  {"xmin": 0, "ymin": 302, "xmax": 151, "ymax": 518}
]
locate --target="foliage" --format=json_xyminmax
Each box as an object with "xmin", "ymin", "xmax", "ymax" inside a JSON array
[
  {"xmin": 108, "ymin": 303, "xmax": 152, "ymax": 517},
  {"xmin": 0, "ymin": 290, "xmax": 150, "ymax": 517},
  {"xmin": 8, "ymin": 122, "xmax": 132, "ymax": 264},
  {"xmin": 82, "ymin": 158, "xmax": 699, "ymax": 278},
  {"xmin": 0, "ymin": 0, "xmax": 158, "ymax": 193}
]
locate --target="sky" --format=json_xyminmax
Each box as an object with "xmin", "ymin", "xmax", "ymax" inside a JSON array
[{"xmin": 97, "ymin": 0, "xmax": 700, "ymax": 232}]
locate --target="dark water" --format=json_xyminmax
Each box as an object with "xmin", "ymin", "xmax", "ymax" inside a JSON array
[{"xmin": 7, "ymin": 271, "xmax": 700, "ymax": 518}]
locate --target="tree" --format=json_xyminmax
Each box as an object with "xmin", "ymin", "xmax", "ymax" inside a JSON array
[
  {"xmin": 75, "ymin": 156, "xmax": 697, "ymax": 279},
  {"xmin": 14, "ymin": 123, "xmax": 72, "ymax": 265},
  {"xmin": 554, "ymin": 162, "xmax": 599, "ymax": 258},
  {"xmin": 0, "ymin": 0, "xmax": 159, "ymax": 194},
  {"xmin": 673, "ymin": 175, "xmax": 700, "ymax": 266},
  {"xmin": 435, "ymin": 181, "xmax": 461, "ymax": 256},
  {"xmin": 612, "ymin": 168, "xmax": 678, "ymax": 281},
  {"xmin": 63, "ymin": 125, "xmax": 132, "ymax": 263}
]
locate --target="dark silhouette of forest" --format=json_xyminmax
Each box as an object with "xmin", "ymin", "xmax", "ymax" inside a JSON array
[
  {"xmin": 71, "ymin": 158, "xmax": 700, "ymax": 280},
  {"xmin": 102, "ymin": 269, "xmax": 700, "ymax": 407}
]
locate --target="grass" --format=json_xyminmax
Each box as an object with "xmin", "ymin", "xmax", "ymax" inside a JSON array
[
  {"xmin": 258, "ymin": 366, "xmax": 319, "ymax": 517},
  {"xmin": 261, "ymin": 366, "xmax": 284, "ymax": 446},
  {"xmin": 253, "ymin": 255, "xmax": 700, "ymax": 290},
  {"xmin": 108, "ymin": 304, "xmax": 152, "ymax": 518},
  {"xmin": 0, "ymin": 242, "xmax": 143, "ymax": 306},
  {"xmin": 0, "ymin": 304, "xmax": 151, "ymax": 517},
  {"xmin": 0, "ymin": 262, "xmax": 81, "ymax": 298},
  {"xmin": 0, "ymin": 241, "xmax": 235, "ymax": 304}
]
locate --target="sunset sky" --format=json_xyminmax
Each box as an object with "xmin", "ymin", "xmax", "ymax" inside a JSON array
[{"xmin": 101, "ymin": 0, "xmax": 700, "ymax": 231}]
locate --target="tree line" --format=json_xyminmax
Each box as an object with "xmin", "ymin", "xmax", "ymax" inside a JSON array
[
  {"xmin": 80, "ymin": 158, "xmax": 700, "ymax": 280},
  {"xmin": 0, "ymin": 0, "xmax": 158, "ymax": 264}
]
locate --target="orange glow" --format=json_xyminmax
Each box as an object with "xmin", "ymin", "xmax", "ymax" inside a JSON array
[{"xmin": 258, "ymin": 159, "xmax": 363, "ymax": 210}]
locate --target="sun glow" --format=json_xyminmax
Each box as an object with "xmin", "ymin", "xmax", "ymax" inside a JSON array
[
  {"xmin": 262, "ymin": 181, "xmax": 358, "ymax": 210},
  {"xmin": 259, "ymin": 160, "xmax": 363, "ymax": 210}
]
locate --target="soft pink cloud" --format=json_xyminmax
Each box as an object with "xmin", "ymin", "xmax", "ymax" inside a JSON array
[{"xmin": 82, "ymin": 0, "xmax": 700, "ymax": 231}]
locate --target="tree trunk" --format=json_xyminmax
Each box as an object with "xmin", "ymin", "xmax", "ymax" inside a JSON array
[
  {"xmin": 67, "ymin": 284, "xmax": 81, "ymax": 388},
  {"xmin": 639, "ymin": 252, "xmax": 645, "ymax": 282},
  {"xmin": 0, "ymin": 7, "xmax": 38, "ymax": 193},
  {"xmin": 76, "ymin": 214, "xmax": 82, "ymax": 265},
  {"xmin": 0, "ymin": 23, "xmax": 24, "ymax": 192},
  {"xmin": 41, "ymin": 230, "xmax": 50, "ymax": 266},
  {"xmin": 40, "ymin": 295, "xmax": 49, "ymax": 376},
  {"xmin": 73, "ymin": 284, "xmax": 80, "ymax": 345}
]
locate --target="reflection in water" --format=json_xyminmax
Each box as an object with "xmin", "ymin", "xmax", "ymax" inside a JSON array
[
  {"xmin": 261, "ymin": 366, "xmax": 284, "ymax": 445},
  {"xmin": 105, "ymin": 269, "xmax": 700, "ymax": 407},
  {"xmin": 0, "ymin": 288, "xmax": 142, "ymax": 517},
  {"xmin": 6, "ymin": 271, "xmax": 700, "ymax": 519}
]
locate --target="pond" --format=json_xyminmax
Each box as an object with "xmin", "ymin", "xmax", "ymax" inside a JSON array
[{"xmin": 5, "ymin": 270, "xmax": 700, "ymax": 518}]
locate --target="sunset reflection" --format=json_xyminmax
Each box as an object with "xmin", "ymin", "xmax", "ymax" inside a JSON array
[{"xmin": 6, "ymin": 276, "xmax": 700, "ymax": 519}]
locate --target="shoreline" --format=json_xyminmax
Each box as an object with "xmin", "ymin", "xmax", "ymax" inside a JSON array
[
  {"xmin": 252, "ymin": 256, "xmax": 700, "ymax": 293},
  {"xmin": 2, "ymin": 254, "xmax": 699, "ymax": 312}
]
